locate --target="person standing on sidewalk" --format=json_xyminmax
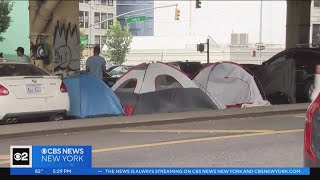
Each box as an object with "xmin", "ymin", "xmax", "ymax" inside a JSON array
[
  {"xmin": 16, "ymin": 47, "xmax": 31, "ymax": 63},
  {"xmin": 86, "ymin": 46, "xmax": 107, "ymax": 80}
]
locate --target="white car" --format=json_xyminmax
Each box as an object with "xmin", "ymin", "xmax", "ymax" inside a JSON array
[{"xmin": 0, "ymin": 60, "xmax": 70, "ymax": 124}]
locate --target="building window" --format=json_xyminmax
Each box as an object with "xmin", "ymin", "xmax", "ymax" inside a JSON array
[
  {"xmin": 79, "ymin": 0, "xmax": 84, "ymax": 3},
  {"xmin": 108, "ymin": 0, "xmax": 113, "ymax": 6},
  {"xmin": 95, "ymin": 35, "xmax": 100, "ymax": 47},
  {"xmin": 101, "ymin": 36, "xmax": 107, "ymax": 48},
  {"xmin": 101, "ymin": 13, "xmax": 108, "ymax": 29},
  {"xmin": 101, "ymin": 0, "xmax": 106, "ymax": 6},
  {"xmin": 108, "ymin": 13, "xmax": 113, "ymax": 28},
  {"xmin": 95, "ymin": 0, "xmax": 100, "ymax": 5},
  {"xmin": 85, "ymin": 11, "xmax": 89, "ymax": 28},
  {"xmin": 315, "ymin": 0, "xmax": 320, "ymax": 7},
  {"xmin": 312, "ymin": 24, "xmax": 320, "ymax": 46},
  {"xmin": 79, "ymin": 11, "xmax": 84, "ymax": 28},
  {"xmin": 85, "ymin": 0, "xmax": 91, "ymax": 3},
  {"xmin": 94, "ymin": 12, "xmax": 100, "ymax": 29}
]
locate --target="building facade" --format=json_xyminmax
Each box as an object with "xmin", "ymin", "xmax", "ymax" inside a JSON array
[
  {"xmin": 79, "ymin": 0, "xmax": 116, "ymax": 52},
  {"xmin": 117, "ymin": 0, "xmax": 154, "ymax": 36},
  {"xmin": 123, "ymin": 36, "xmax": 284, "ymax": 66},
  {"xmin": 311, "ymin": 0, "xmax": 320, "ymax": 46}
]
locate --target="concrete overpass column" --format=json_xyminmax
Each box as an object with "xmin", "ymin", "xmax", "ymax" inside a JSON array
[{"xmin": 286, "ymin": 0, "xmax": 311, "ymax": 49}]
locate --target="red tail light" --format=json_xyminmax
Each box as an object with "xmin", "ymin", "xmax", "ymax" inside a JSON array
[
  {"xmin": 0, "ymin": 84, "xmax": 9, "ymax": 96},
  {"xmin": 304, "ymin": 93, "xmax": 320, "ymax": 163},
  {"xmin": 60, "ymin": 82, "xmax": 67, "ymax": 93}
]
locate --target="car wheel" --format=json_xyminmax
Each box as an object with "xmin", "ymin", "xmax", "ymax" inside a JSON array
[
  {"xmin": 2, "ymin": 118, "xmax": 18, "ymax": 124},
  {"xmin": 49, "ymin": 114, "xmax": 65, "ymax": 121}
]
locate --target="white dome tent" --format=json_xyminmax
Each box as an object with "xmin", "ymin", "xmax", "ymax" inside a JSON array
[
  {"xmin": 112, "ymin": 62, "xmax": 226, "ymax": 115},
  {"xmin": 193, "ymin": 62, "xmax": 270, "ymax": 108}
]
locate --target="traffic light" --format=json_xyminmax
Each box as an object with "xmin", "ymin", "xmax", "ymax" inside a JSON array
[
  {"xmin": 197, "ymin": 43, "xmax": 205, "ymax": 52},
  {"xmin": 196, "ymin": 0, "xmax": 201, "ymax": 8},
  {"xmin": 174, "ymin": 6, "xmax": 180, "ymax": 21}
]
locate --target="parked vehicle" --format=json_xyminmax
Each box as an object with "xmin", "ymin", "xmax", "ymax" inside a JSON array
[
  {"xmin": 106, "ymin": 65, "xmax": 119, "ymax": 73},
  {"xmin": 108, "ymin": 65, "xmax": 133, "ymax": 78},
  {"xmin": 102, "ymin": 65, "xmax": 133, "ymax": 87},
  {"xmin": 0, "ymin": 60, "xmax": 70, "ymax": 124},
  {"xmin": 304, "ymin": 93, "xmax": 320, "ymax": 167},
  {"xmin": 242, "ymin": 48, "xmax": 320, "ymax": 104},
  {"xmin": 167, "ymin": 61, "xmax": 204, "ymax": 78},
  {"xmin": 102, "ymin": 71, "xmax": 118, "ymax": 87}
]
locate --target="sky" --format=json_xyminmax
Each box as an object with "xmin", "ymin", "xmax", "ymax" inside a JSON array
[{"xmin": 153, "ymin": 1, "xmax": 287, "ymax": 45}]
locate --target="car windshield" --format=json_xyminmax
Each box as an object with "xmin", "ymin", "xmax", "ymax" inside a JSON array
[
  {"xmin": 109, "ymin": 67, "xmax": 123, "ymax": 76},
  {"xmin": 0, "ymin": 63, "xmax": 50, "ymax": 77}
]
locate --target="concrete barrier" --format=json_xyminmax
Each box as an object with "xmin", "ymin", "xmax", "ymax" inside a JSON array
[{"xmin": 0, "ymin": 103, "xmax": 309, "ymax": 139}]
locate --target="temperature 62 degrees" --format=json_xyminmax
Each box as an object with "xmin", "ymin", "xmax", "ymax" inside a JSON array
[{"xmin": 53, "ymin": 169, "xmax": 72, "ymax": 174}]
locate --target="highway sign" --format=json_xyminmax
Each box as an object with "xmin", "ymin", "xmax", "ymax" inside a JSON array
[
  {"xmin": 80, "ymin": 36, "xmax": 88, "ymax": 45},
  {"xmin": 257, "ymin": 45, "xmax": 265, "ymax": 51},
  {"xmin": 255, "ymin": 42, "xmax": 263, "ymax": 47},
  {"xmin": 125, "ymin": 16, "xmax": 148, "ymax": 24}
]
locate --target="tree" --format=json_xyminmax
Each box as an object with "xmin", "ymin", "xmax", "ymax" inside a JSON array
[
  {"xmin": 79, "ymin": 30, "xmax": 87, "ymax": 58},
  {"xmin": 0, "ymin": 0, "xmax": 14, "ymax": 42},
  {"xmin": 102, "ymin": 20, "xmax": 133, "ymax": 65}
]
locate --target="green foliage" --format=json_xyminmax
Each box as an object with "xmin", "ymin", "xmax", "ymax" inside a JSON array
[
  {"xmin": 102, "ymin": 20, "xmax": 133, "ymax": 65},
  {"xmin": 80, "ymin": 30, "xmax": 87, "ymax": 58},
  {"xmin": 0, "ymin": 0, "xmax": 14, "ymax": 42}
]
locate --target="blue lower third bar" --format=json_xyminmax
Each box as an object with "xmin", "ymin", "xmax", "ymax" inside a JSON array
[{"xmin": 10, "ymin": 168, "xmax": 310, "ymax": 175}]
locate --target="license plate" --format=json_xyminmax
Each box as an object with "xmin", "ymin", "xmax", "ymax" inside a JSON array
[{"xmin": 26, "ymin": 84, "xmax": 42, "ymax": 94}]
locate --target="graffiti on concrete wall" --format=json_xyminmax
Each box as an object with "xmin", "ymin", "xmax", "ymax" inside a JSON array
[{"xmin": 53, "ymin": 21, "xmax": 80, "ymax": 76}]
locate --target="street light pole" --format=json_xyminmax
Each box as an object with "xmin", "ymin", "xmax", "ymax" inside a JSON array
[{"xmin": 259, "ymin": 0, "xmax": 263, "ymax": 64}]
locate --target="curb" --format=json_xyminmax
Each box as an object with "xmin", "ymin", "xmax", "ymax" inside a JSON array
[{"xmin": 0, "ymin": 104, "xmax": 308, "ymax": 139}]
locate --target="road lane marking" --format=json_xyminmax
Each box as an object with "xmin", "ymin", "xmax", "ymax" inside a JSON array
[
  {"xmin": 0, "ymin": 129, "xmax": 304, "ymax": 165},
  {"xmin": 293, "ymin": 113, "xmax": 306, "ymax": 118},
  {"xmin": 93, "ymin": 129, "xmax": 303, "ymax": 153},
  {"xmin": 0, "ymin": 155, "xmax": 9, "ymax": 160},
  {"xmin": 293, "ymin": 115, "xmax": 306, "ymax": 118},
  {"xmin": 0, "ymin": 160, "xmax": 9, "ymax": 165},
  {"xmin": 120, "ymin": 129, "xmax": 274, "ymax": 133}
]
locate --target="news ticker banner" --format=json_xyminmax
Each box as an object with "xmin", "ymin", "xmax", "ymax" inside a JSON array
[
  {"xmin": 9, "ymin": 145, "xmax": 310, "ymax": 176},
  {"xmin": 10, "ymin": 167, "xmax": 310, "ymax": 175}
]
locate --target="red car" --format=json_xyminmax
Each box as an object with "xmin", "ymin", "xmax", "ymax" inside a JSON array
[{"xmin": 304, "ymin": 93, "xmax": 320, "ymax": 167}]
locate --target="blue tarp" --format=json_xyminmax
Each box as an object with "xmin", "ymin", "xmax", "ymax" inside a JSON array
[{"xmin": 63, "ymin": 73, "xmax": 124, "ymax": 118}]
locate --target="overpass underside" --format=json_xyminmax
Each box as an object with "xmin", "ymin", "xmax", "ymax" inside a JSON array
[{"xmin": 286, "ymin": 0, "xmax": 312, "ymax": 49}]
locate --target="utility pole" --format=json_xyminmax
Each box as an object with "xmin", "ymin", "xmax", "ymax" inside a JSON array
[
  {"xmin": 88, "ymin": 0, "xmax": 92, "ymax": 57},
  {"xmin": 189, "ymin": 0, "xmax": 192, "ymax": 29},
  {"xmin": 206, "ymin": 38, "xmax": 209, "ymax": 64}
]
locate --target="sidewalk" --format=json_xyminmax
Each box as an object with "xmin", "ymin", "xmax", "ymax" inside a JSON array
[{"xmin": 0, "ymin": 103, "xmax": 309, "ymax": 139}]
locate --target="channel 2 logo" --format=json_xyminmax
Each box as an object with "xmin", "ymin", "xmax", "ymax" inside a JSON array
[{"xmin": 10, "ymin": 146, "xmax": 32, "ymax": 168}]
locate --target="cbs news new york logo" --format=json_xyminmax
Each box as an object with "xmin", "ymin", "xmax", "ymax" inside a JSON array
[{"xmin": 10, "ymin": 146, "xmax": 32, "ymax": 168}]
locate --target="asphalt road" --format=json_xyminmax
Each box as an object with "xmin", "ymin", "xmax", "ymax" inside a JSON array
[{"xmin": 0, "ymin": 113, "xmax": 305, "ymax": 167}]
